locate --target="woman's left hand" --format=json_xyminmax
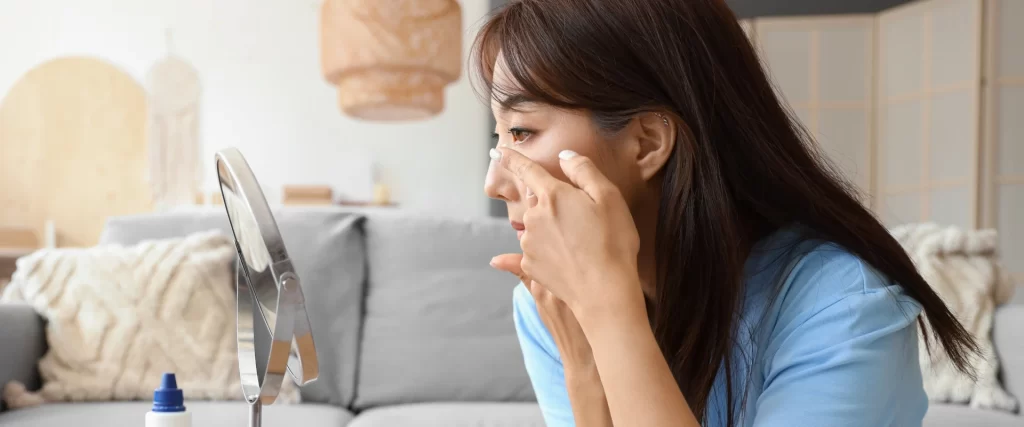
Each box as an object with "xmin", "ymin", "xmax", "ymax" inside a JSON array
[{"xmin": 496, "ymin": 147, "xmax": 645, "ymax": 318}]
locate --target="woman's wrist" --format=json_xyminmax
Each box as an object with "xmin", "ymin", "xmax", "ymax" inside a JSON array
[
  {"xmin": 564, "ymin": 362, "xmax": 613, "ymax": 427},
  {"xmin": 565, "ymin": 377, "xmax": 608, "ymax": 411},
  {"xmin": 572, "ymin": 296, "xmax": 699, "ymax": 427},
  {"xmin": 572, "ymin": 272, "xmax": 648, "ymax": 334},
  {"xmin": 563, "ymin": 348, "xmax": 600, "ymax": 380},
  {"xmin": 564, "ymin": 361, "xmax": 601, "ymax": 392}
]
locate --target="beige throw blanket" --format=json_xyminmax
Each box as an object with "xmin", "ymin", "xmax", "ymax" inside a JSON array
[
  {"xmin": 0, "ymin": 231, "xmax": 299, "ymax": 407},
  {"xmin": 891, "ymin": 223, "xmax": 1018, "ymax": 412}
]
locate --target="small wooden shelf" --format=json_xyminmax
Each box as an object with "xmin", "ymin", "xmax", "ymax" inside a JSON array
[
  {"xmin": 0, "ymin": 248, "xmax": 34, "ymax": 258},
  {"xmin": 336, "ymin": 200, "xmax": 399, "ymax": 209}
]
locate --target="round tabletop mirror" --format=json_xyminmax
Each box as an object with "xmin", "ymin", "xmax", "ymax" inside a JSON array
[{"xmin": 215, "ymin": 147, "xmax": 319, "ymax": 409}]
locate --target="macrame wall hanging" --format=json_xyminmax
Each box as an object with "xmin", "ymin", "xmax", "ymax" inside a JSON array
[{"xmin": 145, "ymin": 31, "xmax": 202, "ymax": 211}]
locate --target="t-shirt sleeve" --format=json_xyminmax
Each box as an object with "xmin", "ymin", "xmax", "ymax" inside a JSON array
[
  {"xmin": 512, "ymin": 283, "xmax": 576, "ymax": 427},
  {"xmin": 752, "ymin": 255, "xmax": 929, "ymax": 427}
]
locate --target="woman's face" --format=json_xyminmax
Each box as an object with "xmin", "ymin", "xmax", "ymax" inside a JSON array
[{"xmin": 484, "ymin": 58, "xmax": 642, "ymax": 237}]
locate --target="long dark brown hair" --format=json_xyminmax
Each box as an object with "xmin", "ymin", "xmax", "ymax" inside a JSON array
[{"xmin": 472, "ymin": 0, "xmax": 977, "ymax": 424}]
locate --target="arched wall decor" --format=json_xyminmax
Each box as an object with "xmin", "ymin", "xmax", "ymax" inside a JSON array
[{"xmin": 0, "ymin": 56, "xmax": 152, "ymax": 247}]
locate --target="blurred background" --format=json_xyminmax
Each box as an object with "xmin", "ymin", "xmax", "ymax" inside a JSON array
[
  {"xmin": 0, "ymin": 0, "xmax": 1022, "ymax": 426},
  {"xmin": 0, "ymin": 0, "xmax": 1020, "ymax": 261}
]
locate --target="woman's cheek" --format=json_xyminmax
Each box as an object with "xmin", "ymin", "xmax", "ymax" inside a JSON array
[
  {"xmin": 517, "ymin": 143, "xmax": 569, "ymax": 182},
  {"xmin": 532, "ymin": 141, "xmax": 598, "ymax": 183},
  {"xmin": 539, "ymin": 155, "xmax": 569, "ymax": 183}
]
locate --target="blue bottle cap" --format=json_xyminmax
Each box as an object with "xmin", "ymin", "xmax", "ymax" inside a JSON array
[{"xmin": 152, "ymin": 373, "xmax": 186, "ymax": 412}]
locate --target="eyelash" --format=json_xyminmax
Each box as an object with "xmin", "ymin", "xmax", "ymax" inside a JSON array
[
  {"xmin": 490, "ymin": 126, "xmax": 535, "ymax": 145},
  {"xmin": 508, "ymin": 127, "xmax": 533, "ymax": 144}
]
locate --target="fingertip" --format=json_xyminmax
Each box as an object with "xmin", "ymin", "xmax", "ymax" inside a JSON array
[
  {"xmin": 490, "ymin": 253, "xmax": 521, "ymax": 271},
  {"xmin": 494, "ymin": 147, "xmax": 512, "ymax": 169},
  {"xmin": 490, "ymin": 255, "xmax": 508, "ymax": 270}
]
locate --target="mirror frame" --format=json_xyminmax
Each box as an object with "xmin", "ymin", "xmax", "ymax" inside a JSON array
[{"xmin": 215, "ymin": 147, "xmax": 319, "ymax": 404}]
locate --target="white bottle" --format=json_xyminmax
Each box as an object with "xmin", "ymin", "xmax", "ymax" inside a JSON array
[{"xmin": 145, "ymin": 373, "xmax": 192, "ymax": 427}]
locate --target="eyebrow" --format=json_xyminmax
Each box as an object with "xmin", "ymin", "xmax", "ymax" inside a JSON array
[{"xmin": 496, "ymin": 93, "xmax": 539, "ymax": 112}]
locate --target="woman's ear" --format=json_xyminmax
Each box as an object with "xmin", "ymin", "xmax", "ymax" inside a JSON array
[{"xmin": 633, "ymin": 112, "xmax": 676, "ymax": 181}]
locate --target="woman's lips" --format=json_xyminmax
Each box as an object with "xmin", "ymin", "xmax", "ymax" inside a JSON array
[{"xmin": 511, "ymin": 221, "xmax": 525, "ymax": 240}]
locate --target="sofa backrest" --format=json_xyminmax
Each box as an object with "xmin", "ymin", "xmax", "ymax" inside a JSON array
[
  {"xmin": 352, "ymin": 210, "xmax": 533, "ymax": 410},
  {"xmin": 101, "ymin": 207, "xmax": 536, "ymax": 410},
  {"xmin": 99, "ymin": 207, "xmax": 366, "ymax": 407},
  {"xmin": 995, "ymin": 292, "xmax": 1024, "ymax": 400}
]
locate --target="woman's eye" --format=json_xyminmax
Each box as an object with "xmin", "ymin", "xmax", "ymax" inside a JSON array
[{"xmin": 508, "ymin": 127, "xmax": 533, "ymax": 144}]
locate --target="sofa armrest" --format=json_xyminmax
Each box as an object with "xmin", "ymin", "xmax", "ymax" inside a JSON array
[
  {"xmin": 0, "ymin": 304, "xmax": 46, "ymax": 411},
  {"xmin": 994, "ymin": 303, "xmax": 1024, "ymax": 399}
]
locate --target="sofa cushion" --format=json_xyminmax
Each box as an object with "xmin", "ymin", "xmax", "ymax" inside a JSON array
[
  {"xmin": 924, "ymin": 403, "xmax": 1022, "ymax": 427},
  {"xmin": 99, "ymin": 207, "xmax": 366, "ymax": 407},
  {"xmin": 891, "ymin": 224, "xmax": 1018, "ymax": 411},
  {"xmin": 349, "ymin": 402, "xmax": 543, "ymax": 427},
  {"xmin": 995, "ymin": 301, "xmax": 1024, "ymax": 399},
  {"xmin": 355, "ymin": 211, "xmax": 533, "ymax": 409},
  {"xmin": 0, "ymin": 402, "xmax": 353, "ymax": 426},
  {"xmin": 1, "ymin": 231, "xmax": 302, "ymax": 404}
]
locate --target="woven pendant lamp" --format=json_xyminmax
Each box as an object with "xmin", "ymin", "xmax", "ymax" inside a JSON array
[{"xmin": 320, "ymin": 0, "xmax": 462, "ymax": 121}]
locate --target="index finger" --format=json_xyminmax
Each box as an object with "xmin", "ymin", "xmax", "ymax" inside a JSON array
[
  {"xmin": 493, "ymin": 147, "xmax": 561, "ymax": 194},
  {"xmin": 558, "ymin": 150, "xmax": 616, "ymax": 201}
]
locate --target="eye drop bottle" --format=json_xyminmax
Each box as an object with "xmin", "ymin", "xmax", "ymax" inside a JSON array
[{"xmin": 145, "ymin": 373, "xmax": 191, "ymax": 427}]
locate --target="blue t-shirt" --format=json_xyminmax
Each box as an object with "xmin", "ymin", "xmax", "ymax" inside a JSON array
[{"xmin": 512, "ymin": 228, "xmax": 928, "ymax": 427}]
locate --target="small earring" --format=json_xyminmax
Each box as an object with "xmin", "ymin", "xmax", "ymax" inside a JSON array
[{"xmin": 656, "ymin": 113, "xmax": 669, "ymax": 126}]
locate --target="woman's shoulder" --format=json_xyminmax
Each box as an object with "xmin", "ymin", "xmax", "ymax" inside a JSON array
[
  {"xmin": 744, "ymin": 234, "xmax": 930, "ymax": 426},
  {"xmin": 786, "ymin": 241, "xmax": 893, "ymax": 298},
  {"xmin": 746, "ymin": 229, "xmax": 923, "ymax": 335}
]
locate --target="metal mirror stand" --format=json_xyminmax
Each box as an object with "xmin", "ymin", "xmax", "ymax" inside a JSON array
[{"xmin": 216, "ymin": 148, "xmax": 319, "ymax": 427}]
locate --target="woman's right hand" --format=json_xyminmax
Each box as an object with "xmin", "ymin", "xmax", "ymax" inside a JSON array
[{"xmin": 492, "ymin": 253, "xmax": 612, "ymax": 426}]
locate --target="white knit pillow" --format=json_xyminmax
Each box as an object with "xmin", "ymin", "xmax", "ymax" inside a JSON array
[
  {"xmin": 0, "ymin": 231, "xmax": 300, "ymax": 406},
  {"xmin": 891, "ymin": 223, "xmax": 1018, "ymax": 412}
]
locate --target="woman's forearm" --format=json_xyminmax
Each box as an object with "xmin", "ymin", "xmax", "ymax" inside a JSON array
[
  {"xmin": 577, "ymin": 298, "xmax": 700, "ymax": 427},
  {"xmin": 565, "ymin": 361, "xmax": 613, "ymax": 427}
]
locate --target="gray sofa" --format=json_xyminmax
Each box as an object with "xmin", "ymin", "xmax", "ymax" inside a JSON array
[{"xmin": 0, "ymin": 208, "xmax": 1021, "ymax": 426}]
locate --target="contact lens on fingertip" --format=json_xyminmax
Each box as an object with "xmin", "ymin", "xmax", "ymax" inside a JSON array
[
  {"xmin": 489, "ymin": 148, "xmax": 502, "ymax": 160},
  {"xmin": 558, "ymin": 150, "xmax": 578, "ymax": 160}
]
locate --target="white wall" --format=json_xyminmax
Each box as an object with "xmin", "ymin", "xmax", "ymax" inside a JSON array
[{"xmin": 0, "ymin": 0, "xmax": 493, "ymax": 218}]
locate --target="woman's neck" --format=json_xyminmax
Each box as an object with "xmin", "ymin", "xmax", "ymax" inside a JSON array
[{"xmin": 634, "ymin": 197, "xmax": 660, "ymax": 299}]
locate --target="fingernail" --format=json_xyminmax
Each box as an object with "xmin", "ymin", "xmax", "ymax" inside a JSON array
[
  {"xmin": 558, "ymin": 150, "xmax": 577, "ymax": 160},
  {"xmin": 526, "ymin": 187, "xmax": 534, "ymax": 198},
  {"xmin": 489, "ymin": 148, "xmax": 502, "ymax": 160}
]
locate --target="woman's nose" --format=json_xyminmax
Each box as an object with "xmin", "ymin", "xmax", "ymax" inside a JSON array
[{"xmin": 484, "ymin": 158, "xmax": 518, "ymax": 203}]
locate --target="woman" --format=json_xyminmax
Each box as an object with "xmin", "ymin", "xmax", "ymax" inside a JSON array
[{"xmin": 478, "ymin": 1, "xmax": 977, "ymax": 426}]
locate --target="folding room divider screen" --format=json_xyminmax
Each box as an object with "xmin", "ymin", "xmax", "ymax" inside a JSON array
[{"xmin": 742, "ymin": 0, "xmax": 1023, "ymax": 282}]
